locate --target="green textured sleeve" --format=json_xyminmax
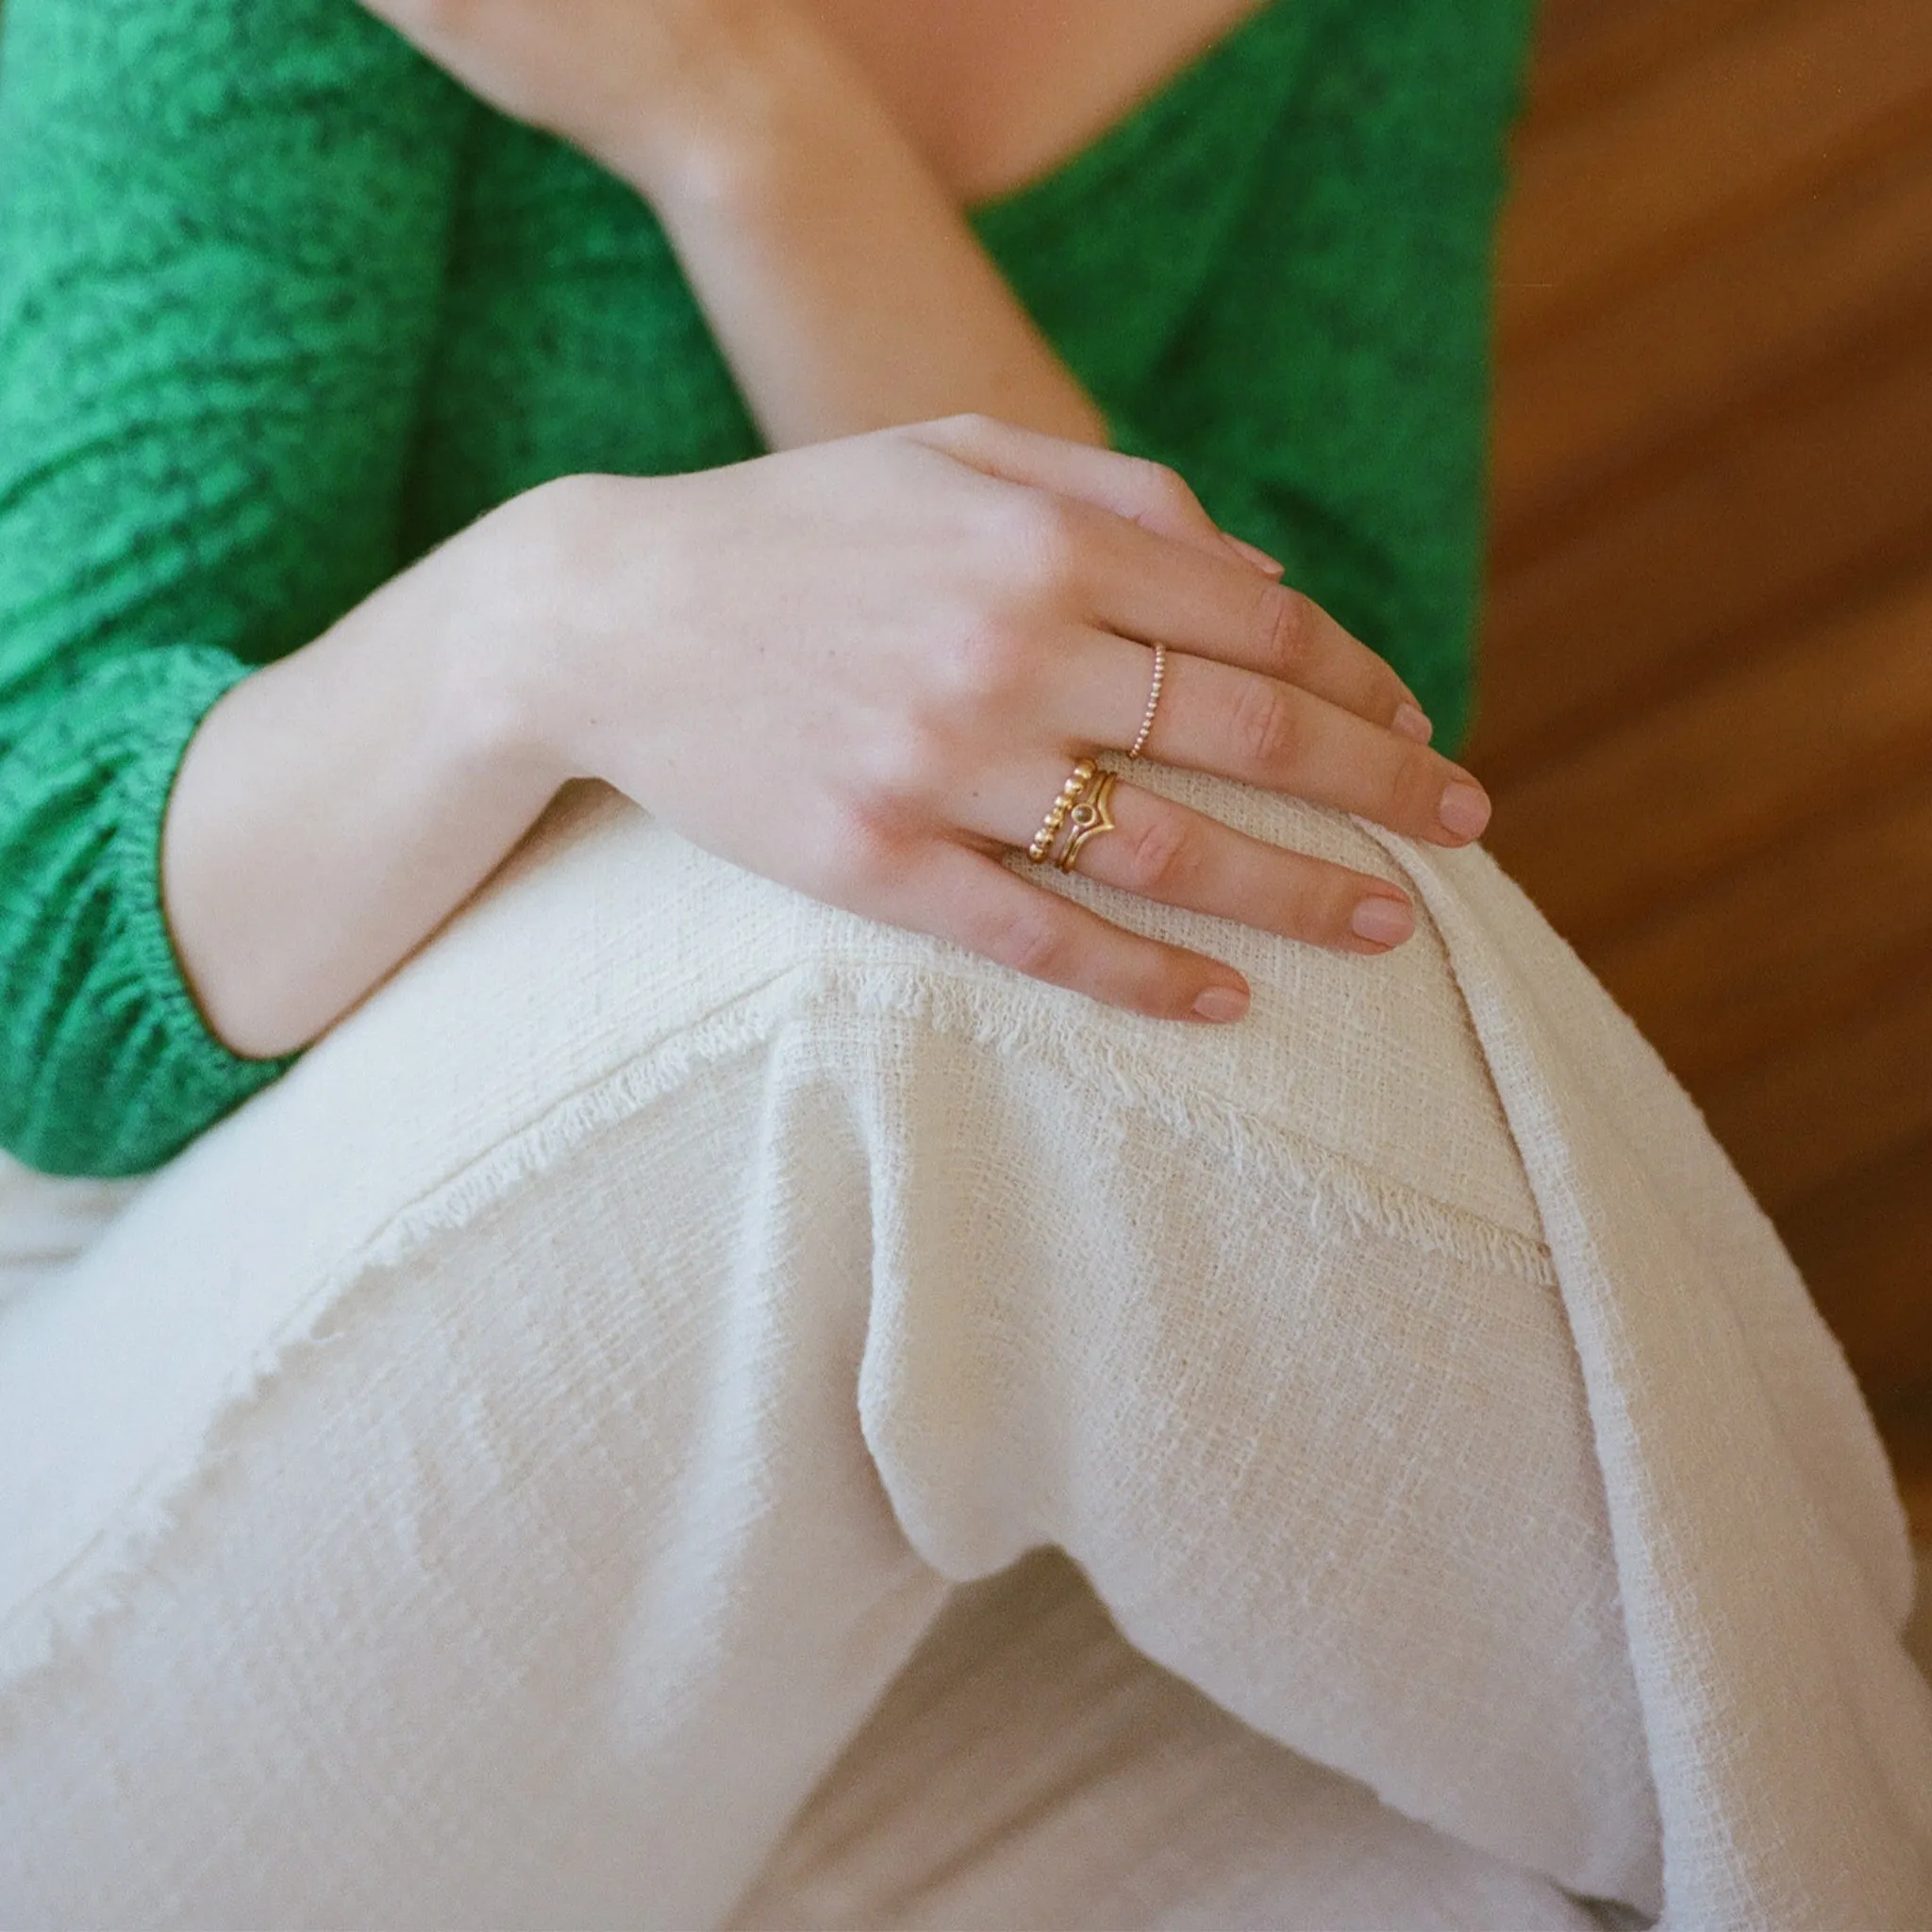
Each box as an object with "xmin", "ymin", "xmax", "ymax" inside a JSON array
[
  {"xmin": 1103, "ymin": 0, "xmax": 1533, "ymax": 753},
  {"xmin": 0, "ymin": 0, "xmax": 472, "ymax": 1175}
]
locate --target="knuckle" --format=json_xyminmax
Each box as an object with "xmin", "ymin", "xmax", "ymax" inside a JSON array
[
  {"xmin": 1258, "ymin": 856, "xmax": 1352, "ymax": 945},
  {"xmin": 1229, "ymin": 675, "xmax": 1305, "ymax": 774},
  {"xmin": 1120, "ymin": 810, "xmax": 1198, "ymax": 896},
  {"xmin": 1126, "ymin": 457, "xmax": 1199, "ymax": 523},
  {"xmin": 810, "ymin": 809, "xmax": 899, "ymax": 900},
  {"xmin": 988, "ymin": 489, "xmax": 1083, "ymax": 595},
  {"xmin": 947, "ymin": 610, "xmax": 1032, "ymax": 704},
  {"xmin": 1260, "ymin": 585, "xmax": 1317, "ymax": 676},
  {"xmin": 907, "ymin": 410, "xmax": 1000, "ymax": 466},
  {"xmin": 515, "ymin": 472, "xmax": 625, "ymax": 599},
  {"xmin": 864, "ymin": 718, "xmax": 951, "ymax": 801},
  {"xmin": 828, "ymin": 808, "xmax": 952, "ymax": 911},
  {"xmin": 976, "ymin": 900, "xmax": 1070, "ymax": 981},
  {"xmin": 940, "ymin": 409, "xmax": 999, "ymax": 446},
  {"xmin": 1391, "ymin": 745, "xmax": 1448, "ymax": 825},
  {"xmin": 1310, "ymin": 869, "xmax": 1369, "ymax": 941},
  {"xmin": 895, "ymin": 412, "xmax": 995, "ymax": 468}
]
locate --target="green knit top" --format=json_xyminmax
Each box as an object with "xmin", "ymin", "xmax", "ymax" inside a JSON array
[{"xmin": 0, "ymin": 0, "xmax": 1531, "ymax": 1176}]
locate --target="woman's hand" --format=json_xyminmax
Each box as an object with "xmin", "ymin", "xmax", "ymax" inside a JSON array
[{"xmin": 498, "ymin": 418, "xmax": 1490, "ymax": 1024}]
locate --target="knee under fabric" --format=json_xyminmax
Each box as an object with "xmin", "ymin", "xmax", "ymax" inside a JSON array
[{"xmin": 0, "ymin": 774, "xmax": 1926, "ymax": 1929}]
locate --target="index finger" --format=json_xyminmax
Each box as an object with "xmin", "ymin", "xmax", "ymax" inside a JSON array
[
  {"xmin": 904, "ymin": 415, "xmax": 1430, "ymax": 740},
  {"xmin": 905, "ymin": 413, "xmax": 1257, "ymax": 573}
]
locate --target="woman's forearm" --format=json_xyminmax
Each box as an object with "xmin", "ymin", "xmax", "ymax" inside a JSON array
[
  {"xmin": 597, "ymin": 8, "xmax": 1108, "ymax": 450},
  {"xmin": 160, "ymin": 499, "xmax": 570, "ymax": 1060}
]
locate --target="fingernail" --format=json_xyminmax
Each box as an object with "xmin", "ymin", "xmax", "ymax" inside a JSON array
[
  {"xmin": 1438, "ymin": 779, "xmax": 1491, "ymax": 841},
  {"xmin": 1392, "ymin": 702, "xmax": 1434, "ymax": 744},
  {"xmin": 1221, "ymin": 532, "xmax": 1287, "ymax": 577},
  {"xmin": 1350, "ymin": 894, "xmax": 1414, "ymax": 948},
  {"xmin": 1192, "ymin": 984, "xmax": 1250, "ymax": 1023}
]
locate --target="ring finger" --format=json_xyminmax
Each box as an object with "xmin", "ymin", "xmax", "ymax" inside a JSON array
[{"xmin": 987, "ymin": 763, "xmax": 1417, "ymax": 957}]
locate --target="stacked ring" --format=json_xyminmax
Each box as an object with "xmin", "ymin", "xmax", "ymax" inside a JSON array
[
  {"xmin": 1056, "ymin": 770, "xmax": 1118, "ymax": 874},
  {"xmin": 1026, "ymin": 758, "xmax": 1098, "ymax": 863},
  {"xmin": 1024, "ymin": 645, "xmax": 1164, "ymax": 869},
  {"xmin": 1026, "ymin": 758, "xmax": 1122, "ymax": 874}
]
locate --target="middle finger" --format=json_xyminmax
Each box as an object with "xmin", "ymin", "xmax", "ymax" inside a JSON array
[{"xmin": 1065, "ymin": 635, "xmax": 1491, "ymax": 848}]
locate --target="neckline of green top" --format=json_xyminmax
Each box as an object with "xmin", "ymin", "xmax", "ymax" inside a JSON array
[{"xmin": 968, "ymin": 0, "xmax": 1296, "ymax": 229}]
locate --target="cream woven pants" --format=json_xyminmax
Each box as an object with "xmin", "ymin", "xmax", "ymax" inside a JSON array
[{"xmin": 1, "ymin": 775, "xmax": 1925, "ymax": 1930}]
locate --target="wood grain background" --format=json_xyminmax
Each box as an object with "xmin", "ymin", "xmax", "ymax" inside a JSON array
[{"xmin": 1475, "ymin": 0, "xmax": 1932, "ymax": 1519}]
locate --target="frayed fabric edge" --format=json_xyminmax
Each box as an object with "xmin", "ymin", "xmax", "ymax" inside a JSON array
[{"xmin": 0, "ymin": 986, "xmax": 796, "ymax": 1698}]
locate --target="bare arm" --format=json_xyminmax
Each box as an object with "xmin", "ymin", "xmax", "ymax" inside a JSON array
[
  {"xmin": 602, "ymin": 8, "xmax": 1112, "ymax": 451},
  {"xmin": 160, "ymin": 2, "xmax": 1118, "ymax": 1058}
]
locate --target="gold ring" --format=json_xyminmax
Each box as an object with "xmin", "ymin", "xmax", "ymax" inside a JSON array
[
  {"xmin": 1027, "ymin": 757, "xmax": 1098, "ymax": 863},
  {"xmin": 1127, "ymin": 642, "xmax": 1167, "ymax": 759},
  {"xmin": 1056, "ymin": 769, "xmax": 1119, "ymax": 874}
]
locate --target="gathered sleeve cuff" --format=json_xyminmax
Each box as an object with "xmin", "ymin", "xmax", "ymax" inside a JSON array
[{"xmin": 0, "ymin": 649, "xmax": 297, "ymax": 1175}]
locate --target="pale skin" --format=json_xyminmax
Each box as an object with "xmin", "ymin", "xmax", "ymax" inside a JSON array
[{"xmin": 161, "ymin": 0, "xmax": 1494, "ymax": 1061}]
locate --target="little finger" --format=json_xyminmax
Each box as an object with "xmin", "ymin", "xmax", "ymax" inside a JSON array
[{"xmin": 874, "ymin": 841, "xmax": 1252, "ymax": 1024}]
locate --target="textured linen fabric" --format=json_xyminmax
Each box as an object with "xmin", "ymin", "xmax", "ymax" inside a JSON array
[
  {"xmin": 729, "ymin": 1549, "xmax": 1607, "ymax": 1932},
  {"xmin": 0, "ymin": 0, "xmax": 1531, "ymax": 1175},
  {"xmin": 0, "ymin": 1158, "xmax": 134, "ymax": 1314},
  {"xmin": 0, "ymin": 776, "xmax": 1925, "ymax": 1929}
]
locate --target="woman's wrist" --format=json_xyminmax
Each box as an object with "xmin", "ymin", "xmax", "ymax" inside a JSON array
[
  {"xmin": 402, "ymin": 490, "xmax": 578, "ymax": 801},
  {"xmin": 159, "ymin": 490, "xmax": 589, "ymax": 1059},
  {"xmin": 590, "ymin": 0, "xmax": 838, "ymax": 211},
  {"xmin": 475, "ymin": 472, "xmax": 688, "ymax": 794},
  {"xmin": 357, "ymin": 0, "xmax": 1106, "ymax": 450}
]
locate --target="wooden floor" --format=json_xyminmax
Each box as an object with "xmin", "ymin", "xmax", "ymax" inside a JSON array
[{"xmin": 1474, "ymin": 0, "xmax": 1932, "ymax": 1489}]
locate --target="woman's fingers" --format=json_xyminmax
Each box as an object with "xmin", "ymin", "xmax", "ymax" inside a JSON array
[
  {"xmin": 967, "ymin": 763, "xmax": 1418, "ymax": 956},
  {"xmin": 1047, "ymin": 632, "xmax": 1486, "ymax": 847},
  {"xmin": 876, "ymin": 766, "xmax": 1423, "ymax": 1026},
  {"xmin": 1050, "ymin": 782, "xmax": 1418, "ymax": 954},
  {"xmin": 1101, "ymin": 649, "xmax": 1491, "ymax": 846},
  {"xmin": 906, "ymin": 413, "xmax": 1257, "ymax": 575},
  {"xmin": 879, "ymin": 841, "xmax": 1253, "ymax": 1023},
  {"xmin": 1067, "ymin": 504, "xmax": 1425, "ymax": 734},
  {"xmin": 903, "ymin": 416, "xmax": 1430, "ymax": 735}
]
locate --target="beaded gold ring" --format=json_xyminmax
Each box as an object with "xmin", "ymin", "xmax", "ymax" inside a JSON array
[{"xmin": 1026, "ymin": 758, "xmax": 1098, "ymax": 864}]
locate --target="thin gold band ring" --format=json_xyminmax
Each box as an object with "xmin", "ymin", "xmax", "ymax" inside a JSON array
[
  {"xmin": 1056, "ymin": 770, "xmax": 1119, "ymax": 874},
  {"xmin": 1127, "ymin": 642, "xmax": 1168, "ymax": 759}
]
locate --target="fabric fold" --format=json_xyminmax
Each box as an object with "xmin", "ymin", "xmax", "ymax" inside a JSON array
[{"xmin": 1374, "ymin": 827, "xmax": 1932, "ymax": 1927}]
